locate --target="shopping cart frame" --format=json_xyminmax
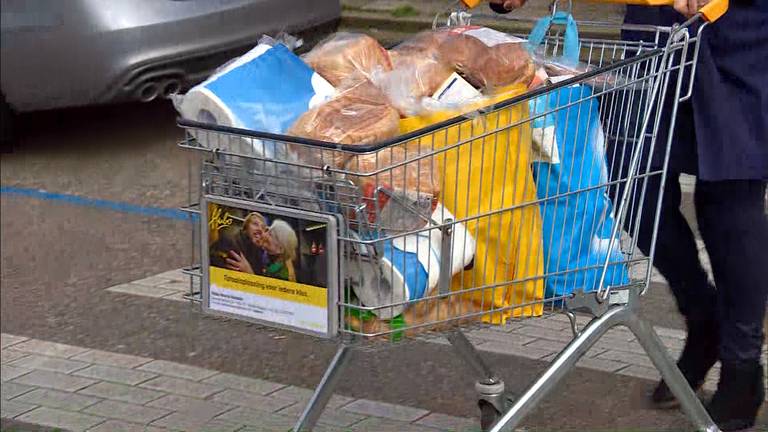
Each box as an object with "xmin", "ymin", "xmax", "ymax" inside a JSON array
[{"xmin": 176, "ymin": 9, "xmax": 721, "ymax": 432}]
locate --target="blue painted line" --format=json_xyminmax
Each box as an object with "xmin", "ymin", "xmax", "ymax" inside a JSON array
[{"xmin": 1, "ymin": 186, "xmax": 198, "ymax": 222}]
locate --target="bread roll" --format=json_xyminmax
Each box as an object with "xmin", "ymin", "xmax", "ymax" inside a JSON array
[{"xmin": 303, "ymin": 33, "xmax": 392, "ymax": 87}]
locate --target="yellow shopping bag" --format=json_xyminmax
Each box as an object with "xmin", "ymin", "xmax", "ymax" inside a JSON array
[{"xmin": 400, "ymin": 84, "xmax": 545, "ymax": 324}]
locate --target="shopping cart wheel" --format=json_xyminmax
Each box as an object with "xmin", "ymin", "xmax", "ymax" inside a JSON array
[
  {"xmin": 479, "ymin": 400, "xmax": 502, "ymax": 431},
  {"xmin": 476, "ymin": 380, "xmax": 505, "ymax": 431}
]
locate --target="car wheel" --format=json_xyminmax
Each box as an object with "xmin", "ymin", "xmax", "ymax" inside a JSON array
[{"xmin": 1, "ymin": 94, "xmax": 15, "ymax": 153}]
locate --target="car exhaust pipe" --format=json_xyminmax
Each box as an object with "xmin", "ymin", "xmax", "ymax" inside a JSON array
[
  {"xmin": 136, "ymin": 81, "xmax": 159, "ymax": 102},
  {"xmin": 160, "ymin": 79, "xmax": 181, "ymax": 98}
]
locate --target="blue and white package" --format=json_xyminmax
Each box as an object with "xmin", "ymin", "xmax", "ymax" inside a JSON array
[
  {"xmin": 178, "ymin": 41, "xmax": 335, "ymax": 157},
  {"xmin": 351, "ymin": 204, "xmax": 475, "ymax": 319}
]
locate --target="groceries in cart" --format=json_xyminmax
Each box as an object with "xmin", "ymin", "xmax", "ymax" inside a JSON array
[{"xmin": 176, "ymin": 23, "xmax": 632, "ymax": 335}]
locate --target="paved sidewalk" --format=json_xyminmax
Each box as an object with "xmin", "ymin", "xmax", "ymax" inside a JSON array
[
  {"xmin": 106, "ymin": 268, "xmax": 767, "ymax": 395},
  {"xmin": 1, "ymin": 333, "xmax": 479, "ymax": 432}
]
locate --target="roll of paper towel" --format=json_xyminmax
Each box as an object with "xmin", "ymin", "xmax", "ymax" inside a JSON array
[{"xmin": 177, "ymin": 42, "xmax": 335, "ymax": 159}]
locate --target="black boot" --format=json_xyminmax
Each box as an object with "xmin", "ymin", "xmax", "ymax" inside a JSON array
[
  {"xmin": 706, "ymin": 361, "xmax": 765, "ymax": 431},
  {"xmin": 651, "ymin": 317, "xmax": 719, "ymax": 408}
]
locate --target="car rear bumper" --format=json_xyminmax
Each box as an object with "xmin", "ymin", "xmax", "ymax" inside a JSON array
[{"xmin": 1, "ymin": 0, "xmax": 340, "ymax": 112}]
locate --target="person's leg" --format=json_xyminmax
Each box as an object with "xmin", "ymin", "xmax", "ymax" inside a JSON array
[
  {"xmin": 631, "ymin": 173, "xmax": 719, "ymax": 406},
  {"xmin": 695, "ymin": 179, "xmax": 768, "ymax": 430}
]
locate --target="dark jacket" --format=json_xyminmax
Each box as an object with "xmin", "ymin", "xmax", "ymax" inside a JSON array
[{"xmin": 623, "ymin": 1, "xmax": 768, "ymax": 180}]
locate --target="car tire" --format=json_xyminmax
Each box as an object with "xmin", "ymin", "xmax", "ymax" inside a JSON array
[{"xmin": 1, "ymin": 94, "xmax": 15, "ymax": 153}]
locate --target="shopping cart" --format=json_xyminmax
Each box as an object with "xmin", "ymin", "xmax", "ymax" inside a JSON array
[{"xmin": 177, "ymin": 0, "xmax": 728, "ymax": 430}]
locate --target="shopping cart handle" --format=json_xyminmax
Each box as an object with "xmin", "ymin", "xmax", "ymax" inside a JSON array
[
  {"xmin": 588, "ymin": 0, "xmax": 728, "ymax": 22},
  {"xmin": 469, "ymin": 0, "xmax": 728, "ymax": 22}
]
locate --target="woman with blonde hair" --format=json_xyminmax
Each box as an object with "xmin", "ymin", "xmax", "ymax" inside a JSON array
[{"xmin": 264, "ymin": 219, "xmax": 299, "ymax": 282}]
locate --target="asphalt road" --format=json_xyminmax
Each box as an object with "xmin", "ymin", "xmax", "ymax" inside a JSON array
[{"xmin": 1, "ymin": 100, "xmax": 763, "ymax": 431}]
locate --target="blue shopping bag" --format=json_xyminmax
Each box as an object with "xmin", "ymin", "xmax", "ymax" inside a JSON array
[{"xmin": 528, "ymin": 15, "xmax": 630, "ymax": 298}]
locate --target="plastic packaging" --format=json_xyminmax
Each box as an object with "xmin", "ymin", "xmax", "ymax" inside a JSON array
[
  {"xmin": 175, "ymin": 39, "xmax": 335, "ymax": 158},
  {"xmin": 387, "ymin": 31, "xmax": 455, "ymax": 99},
  {"xmin": 288, "ymin": 80, "xmax": 400, "ymax": 169},
  {"xmin": 437, "ymin": 26, "xmax": 536, "ymax": 91},
  {"xmin": 302, "ymin": 33, "xmax": 393, "ymax": 87},
  {"xmin": 348, "ymin": 144, "xmax": 441, "ymax": 232}
]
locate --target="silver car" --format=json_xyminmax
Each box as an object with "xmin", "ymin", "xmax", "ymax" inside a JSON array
[{"xmin": 0, "ymin": 0, "xmax": 340, "ymax": 113}]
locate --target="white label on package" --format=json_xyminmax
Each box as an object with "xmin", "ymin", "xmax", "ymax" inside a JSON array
[
  {"xmin": 464, "ymin": 27, "xmax": 525, "ymax": 47},
  {"xmin": 432, "ymin": 72, "xmax": 481, "ymax": 105}
]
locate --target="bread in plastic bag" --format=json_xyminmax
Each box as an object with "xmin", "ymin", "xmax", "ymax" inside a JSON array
[
  {"xmin": 437, "ymin": 26, "xmax": 535, "ymax": 91},
  {"xmin": 303, "ymin": 33, "xmax": 393, "ymax": 87},
  {"xmin": 288, "ymin": 80, "xmax": 400, "ymax": 169},
  {"xmin": 345, "ymin": 143, "xmax": 440, "ymax": 224},
  {"xmin": 388, "ymin": 31, "xmax": 455, "ymax": 98}
]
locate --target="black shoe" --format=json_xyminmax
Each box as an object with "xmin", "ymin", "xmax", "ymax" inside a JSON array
[
  {"xmin": 651, "ymin": 317, "xmax": 719, "ymax": 409},
  {"xmin": 707, "ymin": 361, "xmax": 765, "ymax": 431}
]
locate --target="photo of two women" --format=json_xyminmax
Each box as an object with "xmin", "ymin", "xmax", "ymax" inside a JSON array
[
  {"xmin": 207, "ymin": 202, "xmax": 329, "ymax": 287},
  {"xmin": 209, "ymin": 207, "xmax": 299, "ymax": 282}
]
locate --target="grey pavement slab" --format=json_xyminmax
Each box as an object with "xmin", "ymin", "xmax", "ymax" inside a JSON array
[
  {"xmin": 1, "ymin": 348, "xmax": 30, "ymax": 364},
  {"xmin": 13, "ymin": 388, "xmax": 102, "ymax": 411},
  {"xmin": 1, "ymin": 381, "xmax": 36, "ymax": 400},
  {"xmin": 17, "ymin": 406, "xmax": 105, "ymax": 432},
  {"xmin": 343, "ymin": 398, "xmax": 429, "ymax": 422},
  {"xmin": 12, "ymin": 370, "xmax": 97, "ymax": 392},
  {"xmin": 138, "ymin": 360, "xmax": 218, "ymax": 382},
  {"xmin": 83, "ymin": 399, "xmax": 171, "ymax": 425},
  {"xmin": 267, "ymin": 385, "xmax": 353, "ymax": 409},
  {"xmin": 1, "ymin": 399, "xmax": 38, "ymax": 419},
  {"xmin": 209, "ymin": 389, "xmax": 295, "ymax": 413},
  {"xmin": 106, "ymin": 283, "xmax": 177, "ymax": 298},
  {"xmin": 415, "ymin": 412, "xmax": 478, "ymax": 431},
  {"xmin": 214, "ymin": 407, "xmax": 295, "ymax": 430},
  {"xmin": 88, "ymin": 419, "xmax": 169, "ymax": 432},
  {"xmin": 1, "ymin": 334, "xmax": 29, "ymax": 349},
  {"xmin": 147, "ymin": 394, "xmax": 234, "ymax": 419},
  {"xmin": 73, "ymin": 364, "xmax": 158, "ymax": 386},
  {"xmin": 133, "ymin": 275, "xmax": 176, "ymax": 287},
  {"xmin": 201, "ymin": 373, "xmax": 286, "ymax": 395},
  {"xmin": 351, "ymin": 416, "xmax": 441, "ymax": 432},
  {"xmin": 7, "ymin": 354, "xmax": 90, "ymax": 374},
  {"xmin": 70, "ymin": 350, "xmax": 153, "ymax": 369},
  {"xmin": 150, "ymin": 412, "xmax": 243, "ymax": 432},
  {"xmin": 78, "ymin": 381, "xmax": 166, "ymax": 405},
  {"xmin": 139, "ymin": 376, "xmax": 223, "ymax": 399},
  {"xmin": 2, "ymin": 364, "xmax": 32, "ymax": 381},
  {"xmin": 277, "ymin": 401, "xmax": 368, "ymax": 428},
  {"xmin": 12, "ymin": 339, "xmax": 90, "ymax": 359}
]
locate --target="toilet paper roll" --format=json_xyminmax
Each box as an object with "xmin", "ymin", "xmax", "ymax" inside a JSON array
[{"xmin": 177, "ymin": 43, "xmax": 335, "ymax": 159}]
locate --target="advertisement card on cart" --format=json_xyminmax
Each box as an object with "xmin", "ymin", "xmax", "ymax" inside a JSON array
[{"xmin": 202, "ymin": 196, "xmax": 339, "ymax": 338}]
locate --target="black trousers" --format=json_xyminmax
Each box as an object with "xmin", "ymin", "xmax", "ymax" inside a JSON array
[{"xmin": 633, "ymin": 175, "xmax": 768, "ymax": 362}]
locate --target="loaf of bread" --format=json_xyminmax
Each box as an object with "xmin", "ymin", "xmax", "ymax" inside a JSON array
[
  {"xmin": 436, "ymin": 27, "xmax": 535, "ymax": 91},
  {"xmin": 303, "ymin": 33, "xmax": 393, "ymax": 87},
  {"xmin": 288, "ymin": 81, "xmax": 400, "ymax": 168},
  {"xmin": 388, "ymin": 31, "xmax": 455, "ymax": 98}
]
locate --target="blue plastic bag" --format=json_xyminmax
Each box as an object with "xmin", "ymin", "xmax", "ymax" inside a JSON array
[{"xmin": 528, "ymin": 16, "xmax": 629, "ymax": 297}]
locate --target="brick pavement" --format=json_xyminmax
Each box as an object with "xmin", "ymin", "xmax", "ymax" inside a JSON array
[
  {"xmin": 1, "ymin": 333, "xmax": 478, "ymax": 432},
  {"xmin": 105, "ymin": 268, "xmax": 767, "ymax": 394},
  {"xmin": 4, "ymin": 266, "xmax": 767, "ymax": 431}
]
